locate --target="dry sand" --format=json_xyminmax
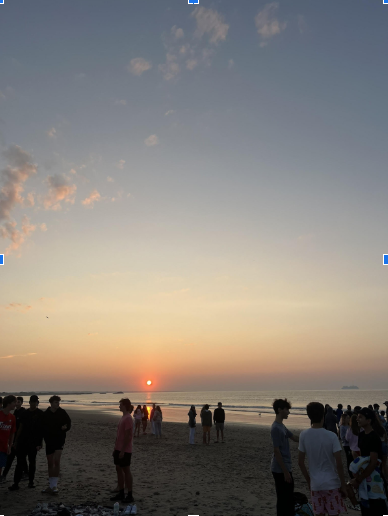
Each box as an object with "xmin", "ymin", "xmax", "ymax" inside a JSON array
[{"xmin": 0, "ymin": 410, "xmax": 359, "ymax": 516}]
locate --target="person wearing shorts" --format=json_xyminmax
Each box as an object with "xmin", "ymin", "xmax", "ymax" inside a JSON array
[
  {"xmin": 0, "ymin": 396, "xmax": 17, "ymax": 479},
  {"xmin": 110, "ymin": 399, "xmax": 134, "ymax": 504},
  {"xmin": 201, "ymin": 405, "xmax": 212, "ymax": 445},
  {"xmin": 41, "ymin": 396, "xmax": 71, "ymax": 494},
  {"xmin": 213, "ymin": 402, "xmax": 225, "ymax": 443},
  {"xmin": 298, "ymin": 402, "xmax": 347, "ymax": 516}
]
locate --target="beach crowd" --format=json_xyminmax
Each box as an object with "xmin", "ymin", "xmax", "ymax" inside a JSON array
[
  {"xmin": 1, "ymin": 392, "xmax": 388, "ymax": 516},
  {"xmin": 271, "ymin": 398, "xmax": 388, "ymax": 516}
]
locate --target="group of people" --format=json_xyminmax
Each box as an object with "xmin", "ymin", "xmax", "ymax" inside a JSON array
[
  {"xmin": 0, "ymin": 394, "xmax": 71, "ymax": 495},
  {"xmin": 271, "ymin": 398, "xmax": 388, "ymax": 516},
  {"xmin": 132, "ymin": 404, "xmax": 163, "ymax": 438},
  {"xmin": 188, "ymin": 402, "xmax": 226, "ymax": 445}
]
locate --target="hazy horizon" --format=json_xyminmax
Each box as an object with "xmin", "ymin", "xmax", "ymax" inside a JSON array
[{"xmin": 1, "ymin": 0, "xmax": 388, "ymax": 392}]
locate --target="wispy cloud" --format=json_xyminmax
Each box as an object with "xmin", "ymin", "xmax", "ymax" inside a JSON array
[
  {"xmin": 0, "ymin": 145, "xmax": 37, "ymax": 221},
  {"xmin": 107, "ymin": 176, "xmax": 114, "ymax": 183},
  {"xmin": 47, "ymin": 127, "xmax": 57, "ymax": 139},
  {"xmin": 192, "ymin": 7, "xmax": 229, "ymax": 45},
  {"xmin": 116, "ymin": 159, "xmax": 125, "ymax": 170},
  {"xmin": 0, "ymin": 215, "xmax": 47, "ymax": 255},
  {"xmin": 255, "ymin": 3, "xmax": 287, "ymax": 47},
  {"xmin": 186, "ymin": 59, "xmax": 198, "ymax": 71},
  {"xmin": 144, "ymin": 134, "xmax": 159, "ymax": 147},
  {"xmin": 4, "ymin": 302, "xmax": 33, "ymax": 312},
  {"xmin": 165, "ymin": 110, "xmax": 175, "ymax": 116},
  {"xmin": 171, "ymin": 25, "xmax": 184, "ymax": 39},
  {"xmin": 128, "ymin": 58, "xmax": 152, "ymax": 76},
  {"xmin": 114, "ymin": 99, "xmax": 127, "ymax": 106},
  {"xmin": 0, "ymin": 352, "xmax": 37, "ymax": 360},
  {"xmin": 87, "ymin": 332, "xmax": 98, "ymax": 337},
  {"xmin": 228, "ymin": 59, "xmax": 235, "ymax": 69},
  {"xmin": 81, "ymin": 189, "xmax": 101, "ymax": 208},
  {"xmin": 43, "ymin": 174, "xmax": 77, "ymax": 210},
  {"xmin": 159, "ymin": 53, "xmax": 180, "ymax": 81}
]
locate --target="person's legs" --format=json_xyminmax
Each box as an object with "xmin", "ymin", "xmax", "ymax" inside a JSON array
[
  {"xmin": 52, "ymin": 450, "xmax": 62, "ymax": 478},
  {"xmin": 123, "ymin": 466, "xmax": 133, "ymax": 491},
  {"xmin": 27, "ymin": 447, "xmax": 37, "ymax": 485},
  {"xmin": 216, "ymin": 428, "xmax": 219, "ymax": 442},
  {"xmin": 47, "ymin": 453, "xmax": 55, "ymax": 478},
  {"xmin": 156, "ymin": 422, "xmax": 162, "ymax": 437},
  {"xmin": 207, "ymin": 431, "xmax": 210, "ymax": 444},
  {"xmin": 272, "ymin": 472, "xmax": 294, "ymax": 516},
  {"xmin": 202, "ymin": 429, "xmax": 206, "ymax": 444},
  {"xmin": 116, "ymin": 465, "xmax": 125, "ymax": 490},
  {"xmin": 2, "ymin": 446, "xmax": 16, "ymax": 478},
  {"xmin": 221, "ymin": 426, "xmax": 224, "ymax": 441},
  {"xmin": 13, "ymin": 448, "xmax": 28, "ymax": 486},
  {"xmin": 189, "ymin": 427, "xmax": 195, "ymax": 444}
]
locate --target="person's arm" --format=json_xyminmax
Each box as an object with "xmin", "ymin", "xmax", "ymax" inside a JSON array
[
  {"xmin": 350, "ymin": 452, "xmax": 379, "ymax": 486},
  {"xmin": 273, "ymin": 447, "xmax": 292, "ymax": 482},
  {"xmin": 297, "ymin": 451, "xmax": 310, "ymax": 491},
  {"xmin": 8, "ymin": 425, "xmax": 16, "ymax": 452},
  {"xmin": 13, "ymin": 423, "xmax": 23, "ymax": 448},
  {"xmin": 334, "ymin": 450, "xmax": 347, "ymax": 497},
  {"xmin": 290, "ymin": 435, "xmax": 299, "ymax": 443}
]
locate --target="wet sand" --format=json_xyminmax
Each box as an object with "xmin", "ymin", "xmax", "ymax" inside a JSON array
[{"xmin": 0, "ymin": 410, "xmax": 358, "ymax": 516}]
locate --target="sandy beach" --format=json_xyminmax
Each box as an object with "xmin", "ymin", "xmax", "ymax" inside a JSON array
[{"xmin": 0, "ymin": 410, "xmax": 359, "ymax": 516}]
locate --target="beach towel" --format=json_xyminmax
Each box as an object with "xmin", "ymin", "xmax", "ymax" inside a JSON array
[{"xmin": 349, "ymin": 455, "xmax": 386, "ymax": 509}]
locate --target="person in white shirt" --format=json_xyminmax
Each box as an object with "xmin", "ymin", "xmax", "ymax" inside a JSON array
[{"xmin": 298, "ymin": 402, "xmax": 347, "ymax": 516}]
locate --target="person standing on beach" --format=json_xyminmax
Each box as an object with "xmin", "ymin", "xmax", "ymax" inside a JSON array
[
  {"xmin": 110, "ymin": 399, "xmax": 134, "ymax": 503},
  {"xmin": 325, "ymin": 406, "xmax": 338, "ymax": 435},
  {"xmin": 150, "ymin": 403, "xmax": 156, "ymax": 435},
  {"xmin": 8, "ymin": 395, "xmax": 43, "ymax": 491},
  {"xmin": 298, "ymin": 402, "xmax": 347, "ymax": 516},
  {"xmin": 188, "ymin": 406, "xmax": 196, "ymax": 445},
  {"xmin": 134, "ymin": 405, "xmax": 142, "ymax": 437},
  {"xmin": 142, "ymin": 405, "xmax": 149, "ymax": 434},
  {"xmin": 41, "ymin": 395, "xmax": 71, "ymax": 494},
  {"xmin": 349, "ymin": 407, "xmax": 388, "ymax": 516},
  {"xmin": 2, "ymin": 396, "xmax": 27, "ymax": 482},
  {"xmin": 213, "ymin": 402, "xmax": 225, "ymax": 443},
  {"xmin": 153, "ymin": 406, "xmax": 163, "ymax": 438},
  {"xmin": 339, "ymin": 413, "xmax": 353, "ymax": 476},
  {"xmin": 201, "ymin": 404, "xmax": 212, "ymax": 445},
  {"xmin": 346, "ymin": 414, "xmax": 360, "ymax": 459},
  {"xmin": 0, "ymin": 396, "xmax": 17, "ymax": 480},
  {"xmin": 334, "ymin": 404, "xmax": 343, "ymax": 425},
  {"xmin": 270, "ymin": 398, "xmax": 299, "ymax": 516}
]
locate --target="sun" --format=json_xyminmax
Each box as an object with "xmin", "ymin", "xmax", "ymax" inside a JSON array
[{"xmin": 146, "ymin": 380, "xmax": 152, "ymax": 386}]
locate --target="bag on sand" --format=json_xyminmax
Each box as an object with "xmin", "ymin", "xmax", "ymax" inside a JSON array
[{"xmin": 294, "ymin": 492, "xmax": 314, "ymax": 516}]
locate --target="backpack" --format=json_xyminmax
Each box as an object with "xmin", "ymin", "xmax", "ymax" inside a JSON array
[{"xmin": 294, "ymin": 492, "xmax": 314, "ymax": 516}]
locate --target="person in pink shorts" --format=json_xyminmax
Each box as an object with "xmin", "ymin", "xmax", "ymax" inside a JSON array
[{"xmin": 298, "ymin": 402, "xmax": 347, "ymax": 516}]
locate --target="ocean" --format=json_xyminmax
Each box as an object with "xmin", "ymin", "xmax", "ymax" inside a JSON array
[{"xmin": 22, "ymin": 389, "xmax": 388, "ymax": 426}]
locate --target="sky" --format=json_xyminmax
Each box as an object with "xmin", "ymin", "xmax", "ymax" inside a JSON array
[{"xmin": 1, "ymin": 0, "xmax": 388, "ymax": 392}]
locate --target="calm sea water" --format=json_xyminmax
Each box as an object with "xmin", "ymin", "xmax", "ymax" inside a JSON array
[{"xmin": 30, "ymin": 389, "xmax": 388, "ymax": 425}]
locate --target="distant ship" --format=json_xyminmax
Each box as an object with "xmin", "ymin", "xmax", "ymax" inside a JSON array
[
  {"xmin": 99, "ymin": 392, "xmax": 107, "ymax": 394},
  {"xmin": 113, "ymin": 391, "xmax": 124, "ymax": 394},
  {"xmin": 341, "ymin": 386, "xmax": 359, "ymax": 390}
]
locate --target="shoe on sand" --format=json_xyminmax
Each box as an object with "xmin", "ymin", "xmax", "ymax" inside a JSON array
[
  {"xmin": 8, "ymin": 484, "xmax": 19, "ymax": 491},
  {"xmin": 52, "ymin": 487, "xmax": 59, "ymax": 494},
  {"xmin": 42, "ymin": 487, "xmax": 54, "ymax": 494}
]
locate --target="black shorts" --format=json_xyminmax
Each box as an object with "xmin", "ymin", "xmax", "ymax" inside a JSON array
[
  {"xmin": 45, "ymin": 439, "xmax": 65, "ymax": 456},
  {"xmin": 113, "ymin": 450, "xmax": 132, "ymax": 468}
]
